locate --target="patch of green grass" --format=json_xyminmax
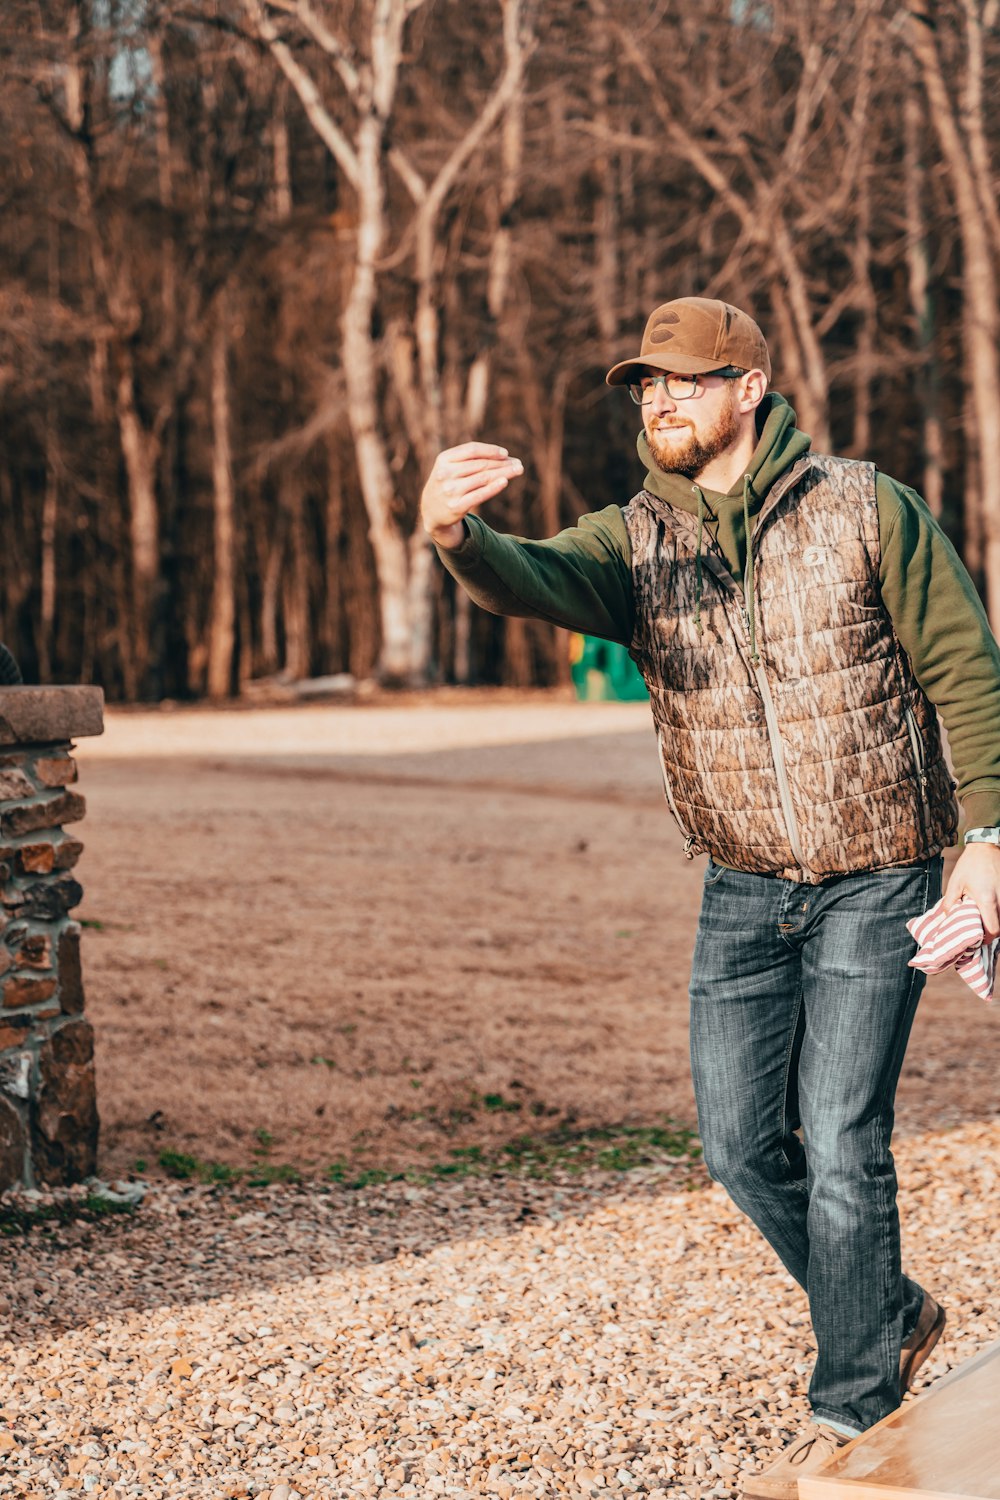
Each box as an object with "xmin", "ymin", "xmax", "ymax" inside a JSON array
[
  {"xmin": 0, "ymin": 1201, "xmax": 65, "ymax": 1235},
  {"xmin": 157, "ymin": 1150, "xmax": 243, "ymax": 1185},
  {"xmin": 145, "ymin": 1119, "xmax": 703, "ymax": 1198},
  {"xmin": 340, "ymin": 1166, "xmax": 405, "ymax": 1190},
  {"xmin": 310, "ymin": 1055, "xmax": 338, "ymax": 1070},
  {"xmin": 204, "ymin": 1161, "xmax": 242, "ymax": 1184},
  {"xmin": 157, "ymin": 1149, "xmax": 201, "ymax": 1180},
  {"xmin": 0, "ymin": 1191, "xmax": 140, "ymax": 1235},
  {"xmin": 133, "ymin": 1158, "xmax": 147, "ymax": 1174},
  {"xmin": 482, "ymin": 1092, "xmax": 522, "ymax": 1114},
  {"xmin": 390, "ymin": 1119, "xmax": 703, "ymax": 1188},
  {"xmin": 254, "ymin": 1128, "xmax": 275, "ymax": 1150},
  {"xmin": 245, "ymin": 1163, "xmax": 301, "ymax": 1188},
  {"xmin": 422, "ymin": 1145, "xmax": 487, "ymax": 1181},
  {"xmin": 84, "ymin": 1192, "xmax": 135, "ymax": 1216}
]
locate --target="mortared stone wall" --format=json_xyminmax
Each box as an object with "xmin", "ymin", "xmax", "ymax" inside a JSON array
[{"xmin": 0, "ymin": 687, "xmax": 104, "ymax": 1190}]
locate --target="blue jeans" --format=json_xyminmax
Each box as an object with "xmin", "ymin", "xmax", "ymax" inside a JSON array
[{"xmin": 688, "ymin": 857, "xmax": 942, "ymax": 1434}]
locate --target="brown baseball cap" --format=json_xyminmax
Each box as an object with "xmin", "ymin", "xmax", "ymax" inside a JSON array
[{"xmin": 605, "ymin": 296, "xmax": 771, "ymax": 385}]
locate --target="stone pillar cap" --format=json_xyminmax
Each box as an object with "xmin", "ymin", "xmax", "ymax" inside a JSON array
[{"xmin": 0, "ymin": 687, "xmax": 104, "ymax": 745}]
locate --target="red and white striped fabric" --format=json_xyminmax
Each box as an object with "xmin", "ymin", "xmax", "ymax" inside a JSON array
[{"xmin": 906, "ymin": 896, "xmax": 998, "ymax": 1002}]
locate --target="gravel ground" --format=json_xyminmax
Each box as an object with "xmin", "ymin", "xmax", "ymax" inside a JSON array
[{"xmin": 1, "ymin": 1118, "xmax": 998, "ymax": 1500}]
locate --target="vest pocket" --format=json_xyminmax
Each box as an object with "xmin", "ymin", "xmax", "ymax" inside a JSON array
[
  {"xmin": 656, "ymin": 735, "xmax": 699, "ymax": 856},
  {"xmin": 904, "ymin": 704, "xmax": 930, "ymax": 839}
]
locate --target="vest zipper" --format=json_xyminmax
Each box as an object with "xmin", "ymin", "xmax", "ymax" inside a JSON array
[
  {"xmin": 751, "ymin": 657, "xmax": 811, "ymax": 876},
  {"xmin": 904, "ymin": 704, "xmax": 930, "ymax": 838},
  {"xmin": 742, "ymin": 495, "xmax": 813, "ymax": 877},
  {"xmin": 692, "ymin": 557, "xmax": 809, "ymax": 874},
  {"xmin": 656, "ymin": 736, "xmax": 699, "ymax": 857}
]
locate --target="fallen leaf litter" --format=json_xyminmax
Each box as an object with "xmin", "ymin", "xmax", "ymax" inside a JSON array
[{"xmin": 0, "ymin": 1118, "xmax": 997, "ymax": 1499}]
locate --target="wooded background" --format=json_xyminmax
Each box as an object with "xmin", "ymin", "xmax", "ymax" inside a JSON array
[{"xmin": 4, "ymin": 0, "xmax": 1000, "ymax": 699}]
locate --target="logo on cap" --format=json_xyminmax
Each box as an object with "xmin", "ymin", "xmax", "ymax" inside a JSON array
[{"xmin": 648, "ymin": 313, "xmax": 680, "ymax": 345}]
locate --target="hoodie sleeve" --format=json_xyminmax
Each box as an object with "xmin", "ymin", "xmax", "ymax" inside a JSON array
[
  {"xmin": 434, "ymin": 505, "xmax": 635, "ymax": 647},
  {"xmin": 877, "ymin": 473, "xmax": 1000, "ymax": 827}
]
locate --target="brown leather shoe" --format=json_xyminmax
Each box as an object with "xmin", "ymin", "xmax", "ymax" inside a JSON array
[
  {"xmin": 741, "ymin": 1423, "xmax": 851, "ymax": 1500},
  {"xmin": 900, "ymin": 1291, "xmax": 945, "ymax": 1395}
]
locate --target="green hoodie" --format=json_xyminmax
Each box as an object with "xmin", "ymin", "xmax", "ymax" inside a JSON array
[{"xmin": 437, "ymin": 393, "xmax": 1000, "ymax": 827}]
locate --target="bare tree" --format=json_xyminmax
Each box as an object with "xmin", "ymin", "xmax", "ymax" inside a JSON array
[
  {"xmin": 207, "ymin": 290, "xmax": 237, "ymax": 697},
  {"xmin": 243, "ymin": 0, "xmax": 534, "ymax": 683},
  {"xmin": 903, "ymin": 0, "xmax": 1000, "ymax": 623}
]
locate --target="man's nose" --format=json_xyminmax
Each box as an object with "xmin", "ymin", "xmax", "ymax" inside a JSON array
[{"xmin": 648, "ymin": 380, "xmax": 676, "ymax": 413}]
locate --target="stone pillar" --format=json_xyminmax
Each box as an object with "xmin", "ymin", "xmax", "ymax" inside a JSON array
[{"xmin": 0, "ymin": 687, "xmax": 104, "ymax": 1191}]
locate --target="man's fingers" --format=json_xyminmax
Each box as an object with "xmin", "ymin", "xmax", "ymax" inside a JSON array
[
  {"xmin": 434, "ymin": 442, "xmax": 511, "ymax": 473},
  {"xmin": 448, "ymin": 475, "xmax": 512, "ymax": 511},
  {"xmin": 980, "ymin": 896, "xmax": 1000, "ymax": 940},
  {"xmin": 421, "ymin": 443, "xmax": 522, "ymax": 542},
  {"xmin": 942, "ymin": 882, "xmax": 1000, "ymax": 939},
  {"xmin": 442, "ymin": 457, "xmax": 522, "ymax": 483}
]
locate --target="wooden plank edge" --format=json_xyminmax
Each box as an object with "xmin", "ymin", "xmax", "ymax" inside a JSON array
[
  {"xmin": 799, "ymin": 1340, "xmax": 1000, "ymax": 1500},
  {"xmin": 801, "ymin": 1480, "xmax": 989, "ymax": 1500}
]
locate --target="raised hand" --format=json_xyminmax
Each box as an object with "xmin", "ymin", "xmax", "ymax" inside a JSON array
[{"xmin": 420, "ymin": 443, "xmax": 523, "ymax": 550}]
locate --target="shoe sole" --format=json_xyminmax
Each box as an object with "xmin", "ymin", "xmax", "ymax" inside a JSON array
[{"xmin": 900, "ymin": 1302, "xmax": 946, "ymax": 1394}]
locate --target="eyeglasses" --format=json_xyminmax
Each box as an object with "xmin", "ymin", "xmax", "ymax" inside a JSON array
[{"xmin": 626, "ymin": 367, "xmax": 747, "ymax": 405}]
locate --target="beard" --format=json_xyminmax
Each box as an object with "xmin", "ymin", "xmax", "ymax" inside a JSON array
[{"xmin": 646, "ymin": 387, "xmax": 742, "ymax": 479}]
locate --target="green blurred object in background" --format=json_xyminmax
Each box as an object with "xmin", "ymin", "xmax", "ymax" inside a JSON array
[{"xmin": 569, "ymin": 635, "xmax": 648, "ymax": 702}]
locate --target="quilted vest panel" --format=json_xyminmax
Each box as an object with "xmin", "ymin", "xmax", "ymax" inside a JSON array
[{"xmin": 624, "ymin": 455, "xmax": 958, "ymax": 883}]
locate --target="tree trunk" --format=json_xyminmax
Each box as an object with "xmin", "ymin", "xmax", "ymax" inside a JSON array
[
  {"xmin": 903, "ymin": 91, "xmax": 944, "ymax": 516},
  {"xmin": 40, "ymin": 218, "xmax": 60, "ymax": 682},
  {"xmin": 906, "ymin": 4, "xmax": 1000, "ymax": 624},
  {"xmin": 281, "ymin": 473, "xmax": 311, "ymax": 680},
  {"xmin": 256, "ymin": 490, "xmax": 283, "ymax": 676},
  {"xmin": 342, "ymin": 107, "xmax": 414, "ymax": 682},
  {"xmin": 251, "ymin": 0, "xmax": 526, "ymax": 684},
  {"xmin": 770, "ymin": 217, "xmax": 831, "ymax": 448},
  {"xmin": 452, "ymin": 0, "xmax": 528, "ymax": 684},
  {"xmin": 589, "ymin": 0, "xmax": 619, "ymax": 361},
  {"xmin": 207, "ymin": 300, "xmax": 237, "ymax": 699},
  {"xmin": 324, "ymin": 437, "xmax": 344, "ymax": 672},
  {"xmin": 65, "ymin": 1, "xmax": 161, "ymax": 695},
  {"xmin": 114, "ymin": 347, "xmax": 160, "ymax": 694}
]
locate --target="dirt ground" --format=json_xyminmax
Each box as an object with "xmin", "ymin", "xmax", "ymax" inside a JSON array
[{"xmin": 74, "ymin": 692, "xmax": 998, "ymax": 1183}]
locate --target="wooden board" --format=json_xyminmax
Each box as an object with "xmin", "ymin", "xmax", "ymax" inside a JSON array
[{"xmin": 800, "ymin": 1342, "xmax": 1000, "ymax": 1500}]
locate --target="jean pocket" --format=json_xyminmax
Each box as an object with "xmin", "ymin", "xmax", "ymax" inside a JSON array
[{"xmin": 704, "ymin": 859, "xmax": 728, "ymax": 887}]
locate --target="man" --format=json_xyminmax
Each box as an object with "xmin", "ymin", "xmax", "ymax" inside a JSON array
[{"xmin": 420, "ymin": 297, "xmax": 1000, "ymax": 1498}]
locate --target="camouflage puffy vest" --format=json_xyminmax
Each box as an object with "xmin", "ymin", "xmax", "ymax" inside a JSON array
[{"xmin": 623, "ymin": 454, "xmax": 958, "ymax": 883}]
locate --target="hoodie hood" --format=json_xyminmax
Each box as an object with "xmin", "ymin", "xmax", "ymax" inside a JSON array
[
  {"xmin": 637, "ymin": 391, "xmax": 811, "ymax": 513},
  {"xmin": 636, "ymin": 391, "xmax": 812, "ymax": 664}
]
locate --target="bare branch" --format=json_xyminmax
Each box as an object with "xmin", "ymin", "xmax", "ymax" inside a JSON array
[
  {"xmin": 388, "ymin": 145, "xmax": 427, "ymax": 204},
  {"xmin": 264, "ymin": 0, "xmax": 362, "ymax": 99},
  {"xmin": 417, "ymin": 0, "xmax": 532, "ymax": 232},
  {"xmin": 241, "ymin": 0, "xmax": 360, "ymax": 191}
]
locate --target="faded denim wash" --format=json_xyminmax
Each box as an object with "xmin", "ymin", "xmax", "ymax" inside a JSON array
[{"xmin": 688, "ymin": 856, "xmax": 942, "ymax": 1434}]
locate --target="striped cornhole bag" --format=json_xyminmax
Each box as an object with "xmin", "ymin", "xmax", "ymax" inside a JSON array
[{"xmin": 906, "ymin": 897, "xmax": 998, "ymax": 1002}]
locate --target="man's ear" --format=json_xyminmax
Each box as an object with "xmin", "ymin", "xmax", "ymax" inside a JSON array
[{"xmin": 738, "ymin": 369, "xmax": 768, "ymax": 413}]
